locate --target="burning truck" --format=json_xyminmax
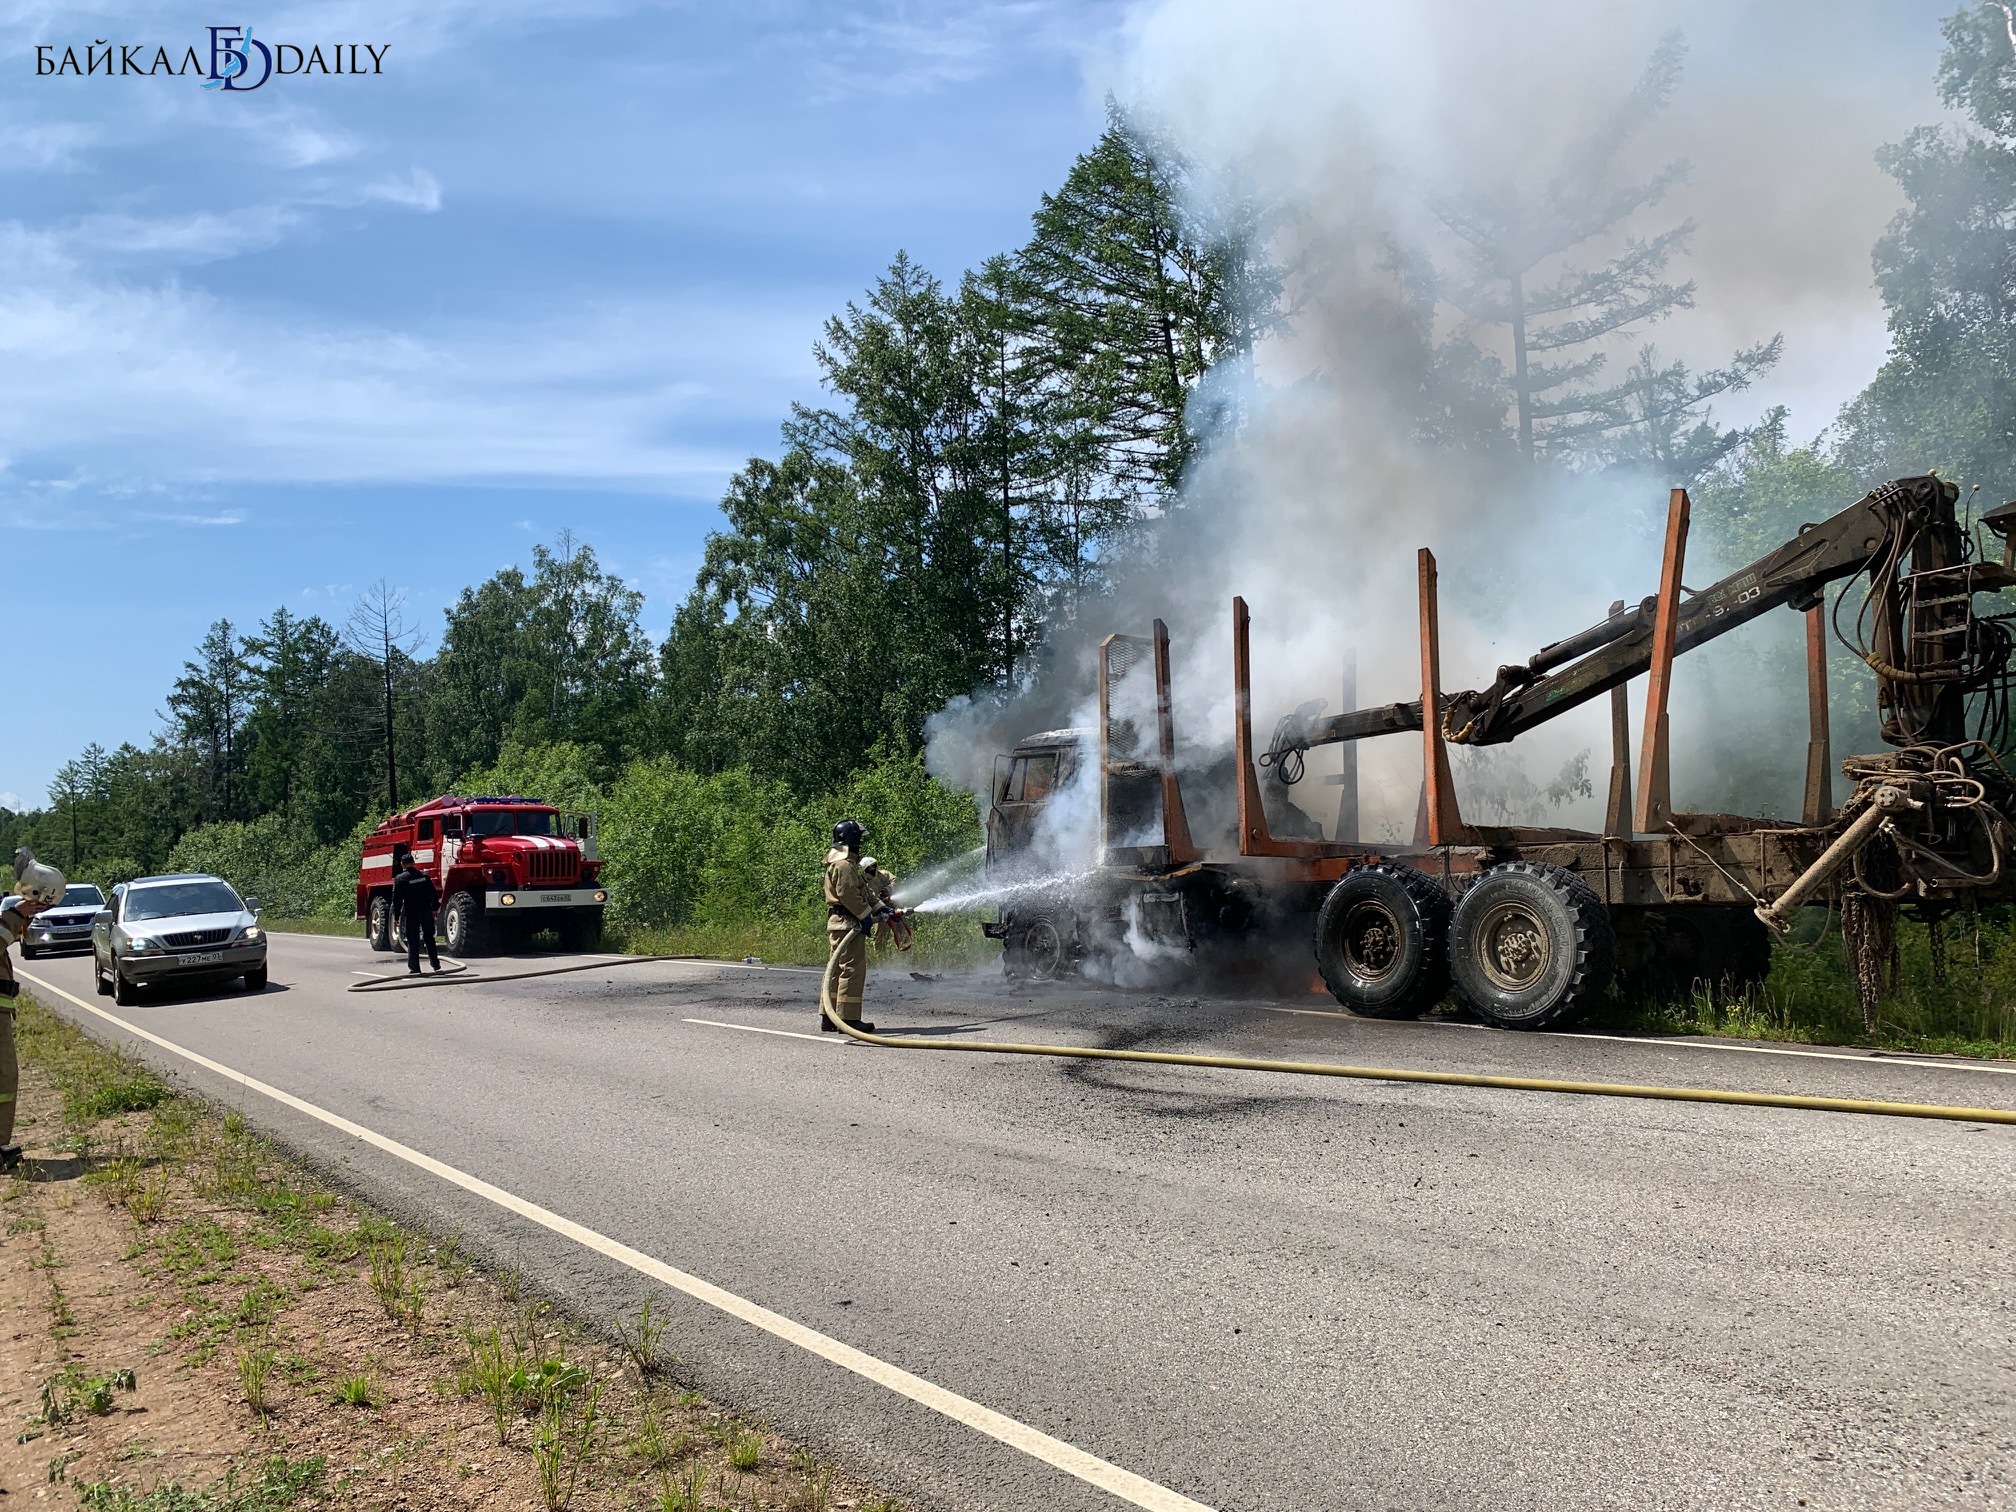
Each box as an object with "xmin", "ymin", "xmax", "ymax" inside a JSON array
[{"xmin": 984, "ymin": 475, "xmax": 2016, "ymax": 1030}]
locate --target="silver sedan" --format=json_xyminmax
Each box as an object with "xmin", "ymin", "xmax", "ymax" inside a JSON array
[{"xmin": 92, "ymin": 873, "xmax": 267, "ymax": 1005}]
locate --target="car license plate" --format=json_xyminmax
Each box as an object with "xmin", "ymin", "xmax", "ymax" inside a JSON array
[{"xmin": 178, "ymin": 951, "xmax": 225, "ymax": 966}]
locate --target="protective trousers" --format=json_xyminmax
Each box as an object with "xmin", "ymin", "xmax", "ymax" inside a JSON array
[
  {"xmin": 821, "ymin": 917, "xmax": 868, "ymax": 1023},
  {"xmin": 0, "ymin": 1003, "xmax": 16, "ymax": 1148},
  {"xmin": 403, "ymin": 911, "xmax": 439, "ymax": 972}
]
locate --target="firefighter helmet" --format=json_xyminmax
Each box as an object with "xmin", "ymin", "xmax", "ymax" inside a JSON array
[
  {"xmin": 12, "ymin": 848, "xmax": 65, "ymax": 906},
  {"xmin": 832, "ymin": 819, "xmax": 866, "ymax": 849}
]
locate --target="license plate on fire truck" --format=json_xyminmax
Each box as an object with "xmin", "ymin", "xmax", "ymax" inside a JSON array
[{"xmin": 177, "ymin": 951, "xmax": 225, "ymax": 966}]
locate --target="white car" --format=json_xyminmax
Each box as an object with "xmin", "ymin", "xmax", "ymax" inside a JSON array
[
  {"xmin": 93, "ymin": 873, "xmax": 266, "ymax": 1004},
  {"xmin": 20, "ymin": 883, "xmax": 107, "ymax": 958}
]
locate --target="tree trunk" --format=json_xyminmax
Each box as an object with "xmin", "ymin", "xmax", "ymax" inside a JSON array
[{"xmin": 1511, "ymin": 269, "xmax": 1534, "ymax": 462}]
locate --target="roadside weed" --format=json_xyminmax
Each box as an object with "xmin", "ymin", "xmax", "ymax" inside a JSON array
[
  {"xmin": 630, "ymin": 1391, "xmax": 685, "ymax": 1468},
  {"xmin": 727, "ymin": 1425, "xmax": 763, "ymax": 1471},
  {"xmin": 459, "ymin": 1325, "xmax": 522, "ymax": 1444},
  {"xmin": 37, "ymin": 1366, "xmax": 138, "ymax": 1426},
  {"xmin": 330, "ymin": 1372, "xmax": 378, "ymax": 1408},
  {"xmin": 367, "ymin": 1231, "xmax": 426, "ymax": 1329},
  {"xmin": 73, "ymin": 1453, "xmax": 325, "ymax": 1511},
  {"xmin": 616, "ymin": 1296, "xmax": 666, "ymax": 1376},
  {"xmin": 655, "ymin": 1460, "xmax": 708, "ymax": 1512},
  {"xmin": 532, "ymin": 1369, "xmax": 602, "ymax": 1511},
  {"xmin": 235, "ymin": 1323, "xmax": 275, "ymax": 1421},
  {"xmin": 793, "ymin": 1465, "xmax": 835, "ymax": 1512}
]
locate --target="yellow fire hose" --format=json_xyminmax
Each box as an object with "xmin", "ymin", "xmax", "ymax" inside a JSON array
[
  {"xmin": 816, "ymin": 933, "xmax": 2016, "ymax": 1127},
  {"xmin": 352, "ymin": 940, "xmax": 2016, "ymax": 1127}
]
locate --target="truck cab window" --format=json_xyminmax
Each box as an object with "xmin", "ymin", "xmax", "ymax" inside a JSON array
[
  {"xmin": 468, "ymin": 811, "xmax": 514, "ymax": 837},
  {"xmin": 1005, "ymin": 753, "xmax": 1058, "ymax": 803},
  {"xmin": 443, "ymin": 815, "xmax": 463, "ymax": 837},
  {"xmin": 418, "ymin": 818, "xmax": 435, "ymax": 840},
  {"xmin": 516, "ymin": 811, "xmax": 555, "ymax": 836}
]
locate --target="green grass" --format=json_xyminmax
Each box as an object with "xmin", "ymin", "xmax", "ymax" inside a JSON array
[
  {"xmin": 75, "ymin": 1454, "xmax": 325, "ymax": 1511},
  {"xmin": 615, "ymin": 911, "xmax": 991, "ymax": 970},
  {"xmin": 1594, "ymin": 911, "xmax": 2016, "ymax": 1059},
  {"xmin": 260, "ymin": 915, "xmax": 364, "ymax": 939}
]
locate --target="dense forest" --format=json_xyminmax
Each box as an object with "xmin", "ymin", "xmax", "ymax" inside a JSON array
[{"xmin": 12, "ymin": 11, "xmax": 2016, "ymax": 939}]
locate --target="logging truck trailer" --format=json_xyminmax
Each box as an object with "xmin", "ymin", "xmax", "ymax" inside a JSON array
[{"xmin": 986, "ymin": 475, "xmax": 2016, "ymax": 1029}]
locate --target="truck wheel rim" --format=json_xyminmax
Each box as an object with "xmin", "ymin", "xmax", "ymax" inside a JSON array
[
  {"xmin": 1475, "ymin": 900, "xmax": 1551, "ymax": 991},
  {"xmin": 1341, "ymin": 899, "xmax": 1402, "ymax": 983},
  {"xmin": 1024, "ymin": 921, "xmax": 1062, "ymax": 980}
]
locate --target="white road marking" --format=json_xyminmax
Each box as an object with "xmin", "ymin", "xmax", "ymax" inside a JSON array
[
  {"xmin": 684, "ymin": 1017, "xmax": 835, "ymax": 1044},
  {"xmin": 1255, "ymin": 1005, "xmax": 2016, "ymax": 1075},
  {"xmin": 17, "ymin": 968, "xmax": 1211, "ymax": 1512}
]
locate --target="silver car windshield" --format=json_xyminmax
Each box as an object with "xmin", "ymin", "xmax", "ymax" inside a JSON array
[
  {"xmin": 60, "ymin": 885, "xmax": 104, "ymax": 908},
  {"xmin": 124, "ymin": 881, "xmax": 241, "ymax": 921}
]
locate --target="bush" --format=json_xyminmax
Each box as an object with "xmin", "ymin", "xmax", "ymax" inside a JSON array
[{"xmin": 165, "ymin": 814, "xmax": 358, "ymax": 920}]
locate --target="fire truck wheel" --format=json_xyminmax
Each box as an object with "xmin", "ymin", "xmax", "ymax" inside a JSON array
[
  {"xmin": 557, "ymin": 912, "xmax": 603, "ymax": 952},
  {"xmin": 1313, "ymin": 864, "xmax": 1452, "ymax": 1019},
  {"xmin": 1449, "ymin": 862, "xmax": 1614, "ymax": 1030},
  {"xmin": 442, "ymin": 891, "xmax": 490, "ymax": 957},
  {"xmin": 1003, "ymin": 908, "xmax": 1069, "ymax": 982},
  {"xmin": 367, "ymin": 895, "xmax": 394, "ymax": 953}
]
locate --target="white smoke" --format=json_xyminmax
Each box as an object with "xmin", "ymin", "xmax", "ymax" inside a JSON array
[{"xmin": 926, "ymin": 0, "xmax": 1946, "ymax": 842}]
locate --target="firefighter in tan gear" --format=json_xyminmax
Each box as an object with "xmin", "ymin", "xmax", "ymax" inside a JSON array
[
  {"xmin": 0, "ymin": 849, "xmax": 65, "ymax": 1172},
  {"xmin": 820, "ymin": 819, "xmax": 887, "ymax": 1033}
]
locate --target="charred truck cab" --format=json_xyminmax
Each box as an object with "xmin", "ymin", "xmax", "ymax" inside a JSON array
[
  {"xmin": 984, "ymin": 626, "xmax": 1276, "ymax": 984},
  {"xmin": 357, "ymin": 796, "xmax": 607, "ymax": 956}
]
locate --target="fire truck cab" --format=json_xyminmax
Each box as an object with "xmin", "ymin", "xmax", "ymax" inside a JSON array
[{"xmin": 356, "ymin": 795, "xmax": 607, "ymax": 957}]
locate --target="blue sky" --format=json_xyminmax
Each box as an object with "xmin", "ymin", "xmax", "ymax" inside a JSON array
[
  {"xmin": 1, "ymin": 1, "xmax": 1115, "ymax": 804},
  {"xmin": 0, "ymin": 0, "xmax": 1968, "ymax": 807}
]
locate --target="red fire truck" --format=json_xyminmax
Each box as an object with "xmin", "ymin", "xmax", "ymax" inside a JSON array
[{"xmin": 356, "ymin": 795, "xmax": 608, "ymax": 957}]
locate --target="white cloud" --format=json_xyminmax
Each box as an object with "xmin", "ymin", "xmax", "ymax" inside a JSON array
[
  {"xmin": 0, "ymin": 223, "xmax": 814, "ymax": 493},
  {"xmin": 0, "ymin": 793, "xmax": 20, "ymax": 811},
  {"xmin": 357, "ymin": 167, "xmax": 441, "ymax": 211},
  {"xmin": 68, "ymin": 206, "xmax": 303, "ymax": 262}
]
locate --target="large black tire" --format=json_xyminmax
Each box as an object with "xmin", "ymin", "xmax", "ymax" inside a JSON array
[
  {"xmin": 112, "ymin": 966, "xmax": 139, "ymax": 1006},
  {"xmin": 1003, "ymin": 907, "xmax": 1070, "ymax": 982},
  {"xmin": 368, "ymin": 894, "xmax": 394, "ymax": 953},
  {"xmin": 441, "ymin": 891, "xmax": 490, "ymax": 958},
  {"xmin": 556, "ymin": 910, "xmax": 604, "ymax": 953},
  {"xmin": 93, "ymin": 955, "xmax": 112, "ymax": 997},
  {"xmin": 1314, "ymin": 864, "xmax": 1453, "ymax": 1019},
  {"xmin": 1449, "ymin": 862, "xmax": 1614, "ymax": 1030},
  {"xmin": 20, "ymin": 942, "xmax": 36, "ymax": 960},
  {"xmin": 1612, "ymin": 906, "xmax": 1770, "ymax": 1003},
  {"xmin": 242, "ymin": 966, "xmax": 268, "ymax": 992}
]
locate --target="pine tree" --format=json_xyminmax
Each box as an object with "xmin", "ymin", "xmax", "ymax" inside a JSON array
[
  {"xmin": 1838, "ymin": 3, "xmax": 2016, "ymax": 498},
  {"xmin": 1433, "ymin": 32, "xmax": 1779, "ymax": 467}
]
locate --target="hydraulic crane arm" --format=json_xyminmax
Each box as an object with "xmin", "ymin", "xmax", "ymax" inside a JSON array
[{"xmin": 1291, "ymin": 475, "xmax": 2001, "ymax": 754}]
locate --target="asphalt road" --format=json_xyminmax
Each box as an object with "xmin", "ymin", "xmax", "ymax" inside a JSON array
[{"xmin": 21, "ymin": 936, "xmax": 2016, "ymax": 1511}]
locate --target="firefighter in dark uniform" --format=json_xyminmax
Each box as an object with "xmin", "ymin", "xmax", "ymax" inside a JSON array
[
  {"xmin": 390, "ymin": 849, "xmax": 442, "ymax": 975},
  {"xmin": 820, "ymin": 819, "xmax": 887, "ymax": 1033},
  {"xmin": 0, "ymin": 849, "xmax": 64, "ymax": 1170}
]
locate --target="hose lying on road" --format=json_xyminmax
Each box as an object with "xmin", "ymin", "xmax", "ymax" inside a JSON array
[
  {"xmin": 357, "ymin": 941, "xmax": 2016, "ymax": 1126},
  {"xmin": 347, "ymin": 954, "xmax": 708, "ymax": 993},
  {"xmin": 811, "ymin": 936, "xmax": 2016, "ymax": 1127}
]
